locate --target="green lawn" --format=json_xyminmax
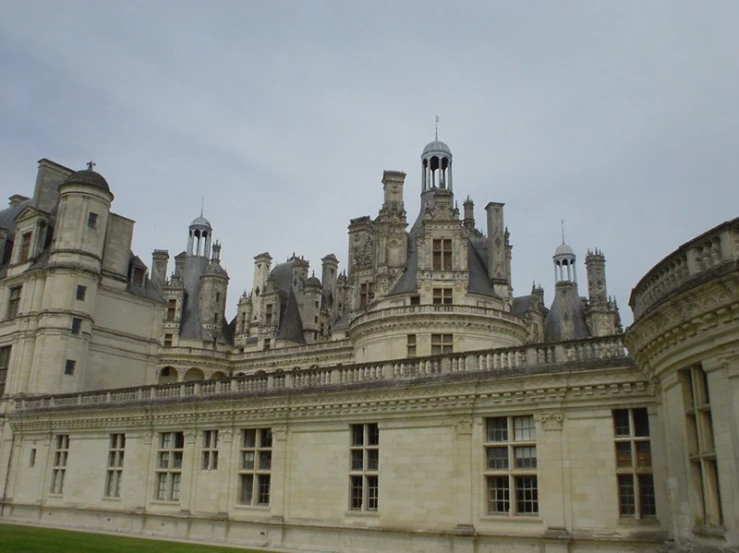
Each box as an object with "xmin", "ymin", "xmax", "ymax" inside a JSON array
[{"xmin": 0, "ymin": 523, "xmax": 271, "ymax": 553}]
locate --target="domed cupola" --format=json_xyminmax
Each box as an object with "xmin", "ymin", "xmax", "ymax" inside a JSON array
[
  {"xmin": 553, "ymin": 240, "xmax": 577, "ymax": 283},
  {"xmin": 421, "ymin": 134, "xmax": 453, "ymax": 193},
  {"xmin": 187, "ymin": 213, "xmax": 212, "ymax": 257},
  {"xmin": 60, "ymin": 162, "xmax": 114, "ymax": 199}
]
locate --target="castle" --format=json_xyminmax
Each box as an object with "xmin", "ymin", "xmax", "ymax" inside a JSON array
[{"xmin": 0, "ymin": 140, "xmax": 736, "ymax": 553}]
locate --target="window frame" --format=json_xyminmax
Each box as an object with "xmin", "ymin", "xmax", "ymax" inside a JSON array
[
  {"xmin": 154, "ymin": 431, "xmax": 184, "ymax": 501},
  {"xmin": 202, "ymin": 430, "xmax": 219, "ymax": 471},
  {"xmin": 612, "ymin": 407, "xmax": 656, "ymax": 519},
  {"xmin": 432, "ymin": 238, "xmax": 453, "ymax": 271},
  {"xmin": 483, "ymin": 415, "xmax": 538, "ymax": 517},
  {"xmin": 6, "ymin": 286, "xmax": 22, "ymax": 319},
  {"xmin": 431, "ymin": 333, "xmax": 453, "ymax": 355},
  {"xmin": 238, "ymin": 428, "xmax": 272, "ymax": 506},
  {"xmin": 349, "ymin": 423, "xmax": 379, "ymax": 512},
  {"xmin": 50, "ymin": 434, "xmax": 70, "ymax": 495},
  {"xmin": 104, "ymin": 433, "xmax": 125, "ymax": 498}
]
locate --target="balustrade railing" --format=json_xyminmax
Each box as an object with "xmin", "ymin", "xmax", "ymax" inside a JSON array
[
  {"xmin": 13, "ymin": 335, "xmax": 629, "ymax": 412},
  {"xmin": 630, "ymin": 218, "xmax": 738, "ymax": 320}
]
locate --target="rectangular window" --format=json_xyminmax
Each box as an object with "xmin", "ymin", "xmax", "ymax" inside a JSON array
[
  {"xmin": 105, "ymin": 433, "xmax": 125, "ymax": 498},
  {"xmin": 239, "ymin": 428, "xmax": 272, "ymax": 506},
  {"xmin": 432, "ymin": 239, "xmax": 452, "ymax": 271},
  {"xmin": 406, "ymin": 334, "xmax": 417, "ymax": 358},
  {"xmin": 19, "ymin": 232, "xmax": 32, "ymax": 262},
  {"xmin": 682, "ymin": 365, "xmax": 722, "ymax": 527},
  {"xmin": 202, "ymin": 430, "xmax": 219, "ymax": 470},
  {"xmin": 432, "ymin": 288, "xmax": 453, "ymax": 305},
  {"xmin": 6, "ymin": 286, "xmax": 21, "ymax": 319},
  {"xmin": 163, "ymin": 333, "xmax": 173, "ymax": 347},
  {"xmin": 349, "ymin": 423, "xmax": 379, "ymax": 512},
  {"xmin": 166, "ymin": 299, "xmax": 177, "ymax": 321},
  {"xmin": 612, "ymin": 408, "xmax": 656, "ymax": 518},
  {"xmin": 50, "ymin": 435, "xmax": 69, "ymax": 495},
  {"xmin": 484, "ymin": 416, "xmax": 538, "ymax": 516},
  {"xmin": 76, "ymin": 285, "xmax": 87, "ymax": 301},
  {"xmin": 64, "ymin": 359, "xmax": 76, "ymax": 375},
  {"xmin": 30, "ymin": 448, "xmax": 36, "ymax": 467},
  {"xmin": 263, "ymin": 338, "xmax": 271, "ymax": 350},
  {"xmin": 71, "ymin": 317, "xmax": 82, "ymax": 335},
  {"xmin": 87, "ymin": 212, "xmax": 98, "ymax": 229},
  {"xmin": 409, "ymin": 295, "xmax": 420, "ymax": 306},
  {"xmin": 359, "ymin": 283, "xmax": 375, "ymax": 310},
  {"xmin": 155, "ymin": 431, "xmax": 184, "ymax": 501},
  {"xmin": 431, "ymin": 334, "xmax": 453, "ymax": 355},
  {"xmin": 0, "ymin": 345, "xmax": 10, "ymax": 396}
]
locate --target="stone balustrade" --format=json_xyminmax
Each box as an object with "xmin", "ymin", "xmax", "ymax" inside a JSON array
[
  {"xmin": 13, "ymin": 335, "xmax": 629, "ymax": 412},
  {"xmin": 350, "ymin": 304, "xmax": 524, "ymax": 327},
  {"xmin": 630, "ymin": 217, "xmax": 739, "ymax": 321}
]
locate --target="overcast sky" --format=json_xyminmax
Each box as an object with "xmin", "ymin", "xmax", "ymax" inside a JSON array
[{"xmin": 2, "ymin": 1, "xmax": 738, "ymax": 324}]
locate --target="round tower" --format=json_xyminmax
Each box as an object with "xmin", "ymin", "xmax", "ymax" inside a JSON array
[{"xmin": 34, "ymin": 164, "xmax": 114, "ymax": 394}]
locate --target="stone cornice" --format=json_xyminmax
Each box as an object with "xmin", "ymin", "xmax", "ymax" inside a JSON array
[{"xmin": 625, "ymin": 271, "xmax": 739, "ymax": 375}]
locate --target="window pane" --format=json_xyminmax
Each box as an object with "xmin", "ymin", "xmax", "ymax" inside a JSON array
[
  {"xmin": 487, "ymin": 476, "xmax": 510, "ymax": 514},
  {"xmin": 514, "ymin": 416, "xmax": 535, "ymax": 441},
  {"xmin": 259, "ymin": 451, "xmax": 272, "ymax": 470},
  {"xmin": 260, "ymin": 429, "xmax": 272, "ymax": 448},
  {"xmin": 618, "ymin": 474, "xmax": 636, "ymax": 516},
  {"xmin": 366, "ymin": 476, "xmax": 378, "ymax": 511},
  {"xmin": 350, "ymin": 476, "xmax": 363, "ymax": 510},
  {"xmin": 639, "ymin": 474, "xmax": 656, "ymax": 516},
  {"xmin": 243, "ymin": 429, "xmax": 256, "ymax": 448},
  {"xmin": 367, "ymin": 424, "xmax": 379, "ymax": 446},
  {"xmin": 633, "ymin": 408, "xmax": 650, "ymax": 437},
  {"xmin": 615, "ymin": 442, "xmax": 632, "ymax": 468},
  {"xmin": 241, "ymin": 474, "xmax": 254, "ymax": 504},
  {"xmin": 487, "ymin": 447, "xmax": 508, "ymax": 470},
  {"xmin": 351, "ymin": 450, "xmax": 363, "ymax": 471},
  {"xmin": 242, "ymin": 451, "xmax": 255, "ymax": 470},
  {"xmin": 514, "ymin": 446, "xmax": 537, "ymax": 469},
  {"xmin": 635, "ymin": 442, "xmax": 651, "ymax": 467},
  {"xmin": 613, "ymin": 410, "xmax": 630, "ymax": 436},
  {"xmin": 515, "ymin": 476, "xmax": 538, "ymax": 514},
  {"xmin": 352, "ymin": 425, "xmax": 364, "ymax": 446},
  {"xmin": 257, "ymin": 475, "xmax": 271, "ymax": 505},
  {"xmin": 487, "ymin": 418, "xmax": 508, "ymax": 442},
  {"xmin": 367, "ymin": 449, "xmax": 379, "ymax": 471}
]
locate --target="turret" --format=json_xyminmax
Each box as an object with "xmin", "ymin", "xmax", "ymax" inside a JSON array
[
  {"xmin": 199, "ymin": 241, "xmax": 229, "ymax": 342},
  {"xmin": 251, "ymin": 252, "xmax": 272, "ymax": 322}
]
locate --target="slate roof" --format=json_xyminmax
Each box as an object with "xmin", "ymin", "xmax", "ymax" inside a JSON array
[
  {"xmin": 0, "ymin": 198, "xmax": 32, "ymax": 233},
  {"xmin": 62, "ymin": 169, "xmax": 111, "ymax": 193},
  {"xmin": 543, "ymin": 282, "xmax": 590, "ymax": 342}
]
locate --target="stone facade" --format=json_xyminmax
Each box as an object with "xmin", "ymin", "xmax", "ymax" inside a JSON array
[{"xmin": 0, "ymin": 144, "xmax": 736, "ymax": 553}]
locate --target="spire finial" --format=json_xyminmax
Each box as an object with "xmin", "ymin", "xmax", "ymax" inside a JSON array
[
  {"xmin": 200, "ymin": 197, "xmax": 204, "ymax": 217},
  {"xmin": 561, "ymin": 219, "xmax": 565, "ymax": 244},
  {"xmin": 435, "ymin": 115, "xmax": 439, "ymax": 141},
  {"xmin": 86, "ymin": 160, "xmax": 96, "ymax": 171}
]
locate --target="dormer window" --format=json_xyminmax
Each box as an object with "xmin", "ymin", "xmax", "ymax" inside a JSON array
[
  {"xmin": 433, "ymin": 239, "xmax": 452, "ymax": 271},
  {"xmin": 19, "ymin": 232, "xmax": 32, "ymax": 263},
  {"xmin": 131, "ymin": 266, "xmax": 145, "ymax": 287}
]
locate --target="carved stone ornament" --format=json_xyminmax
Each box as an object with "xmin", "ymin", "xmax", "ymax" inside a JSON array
[
  {"xmin": 454, "ymin": 417, "xmax": 472, "ymax": 435},
  {"xmin": 538, "ymin": 413, "xmax": 564, "ymax": 431}
]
